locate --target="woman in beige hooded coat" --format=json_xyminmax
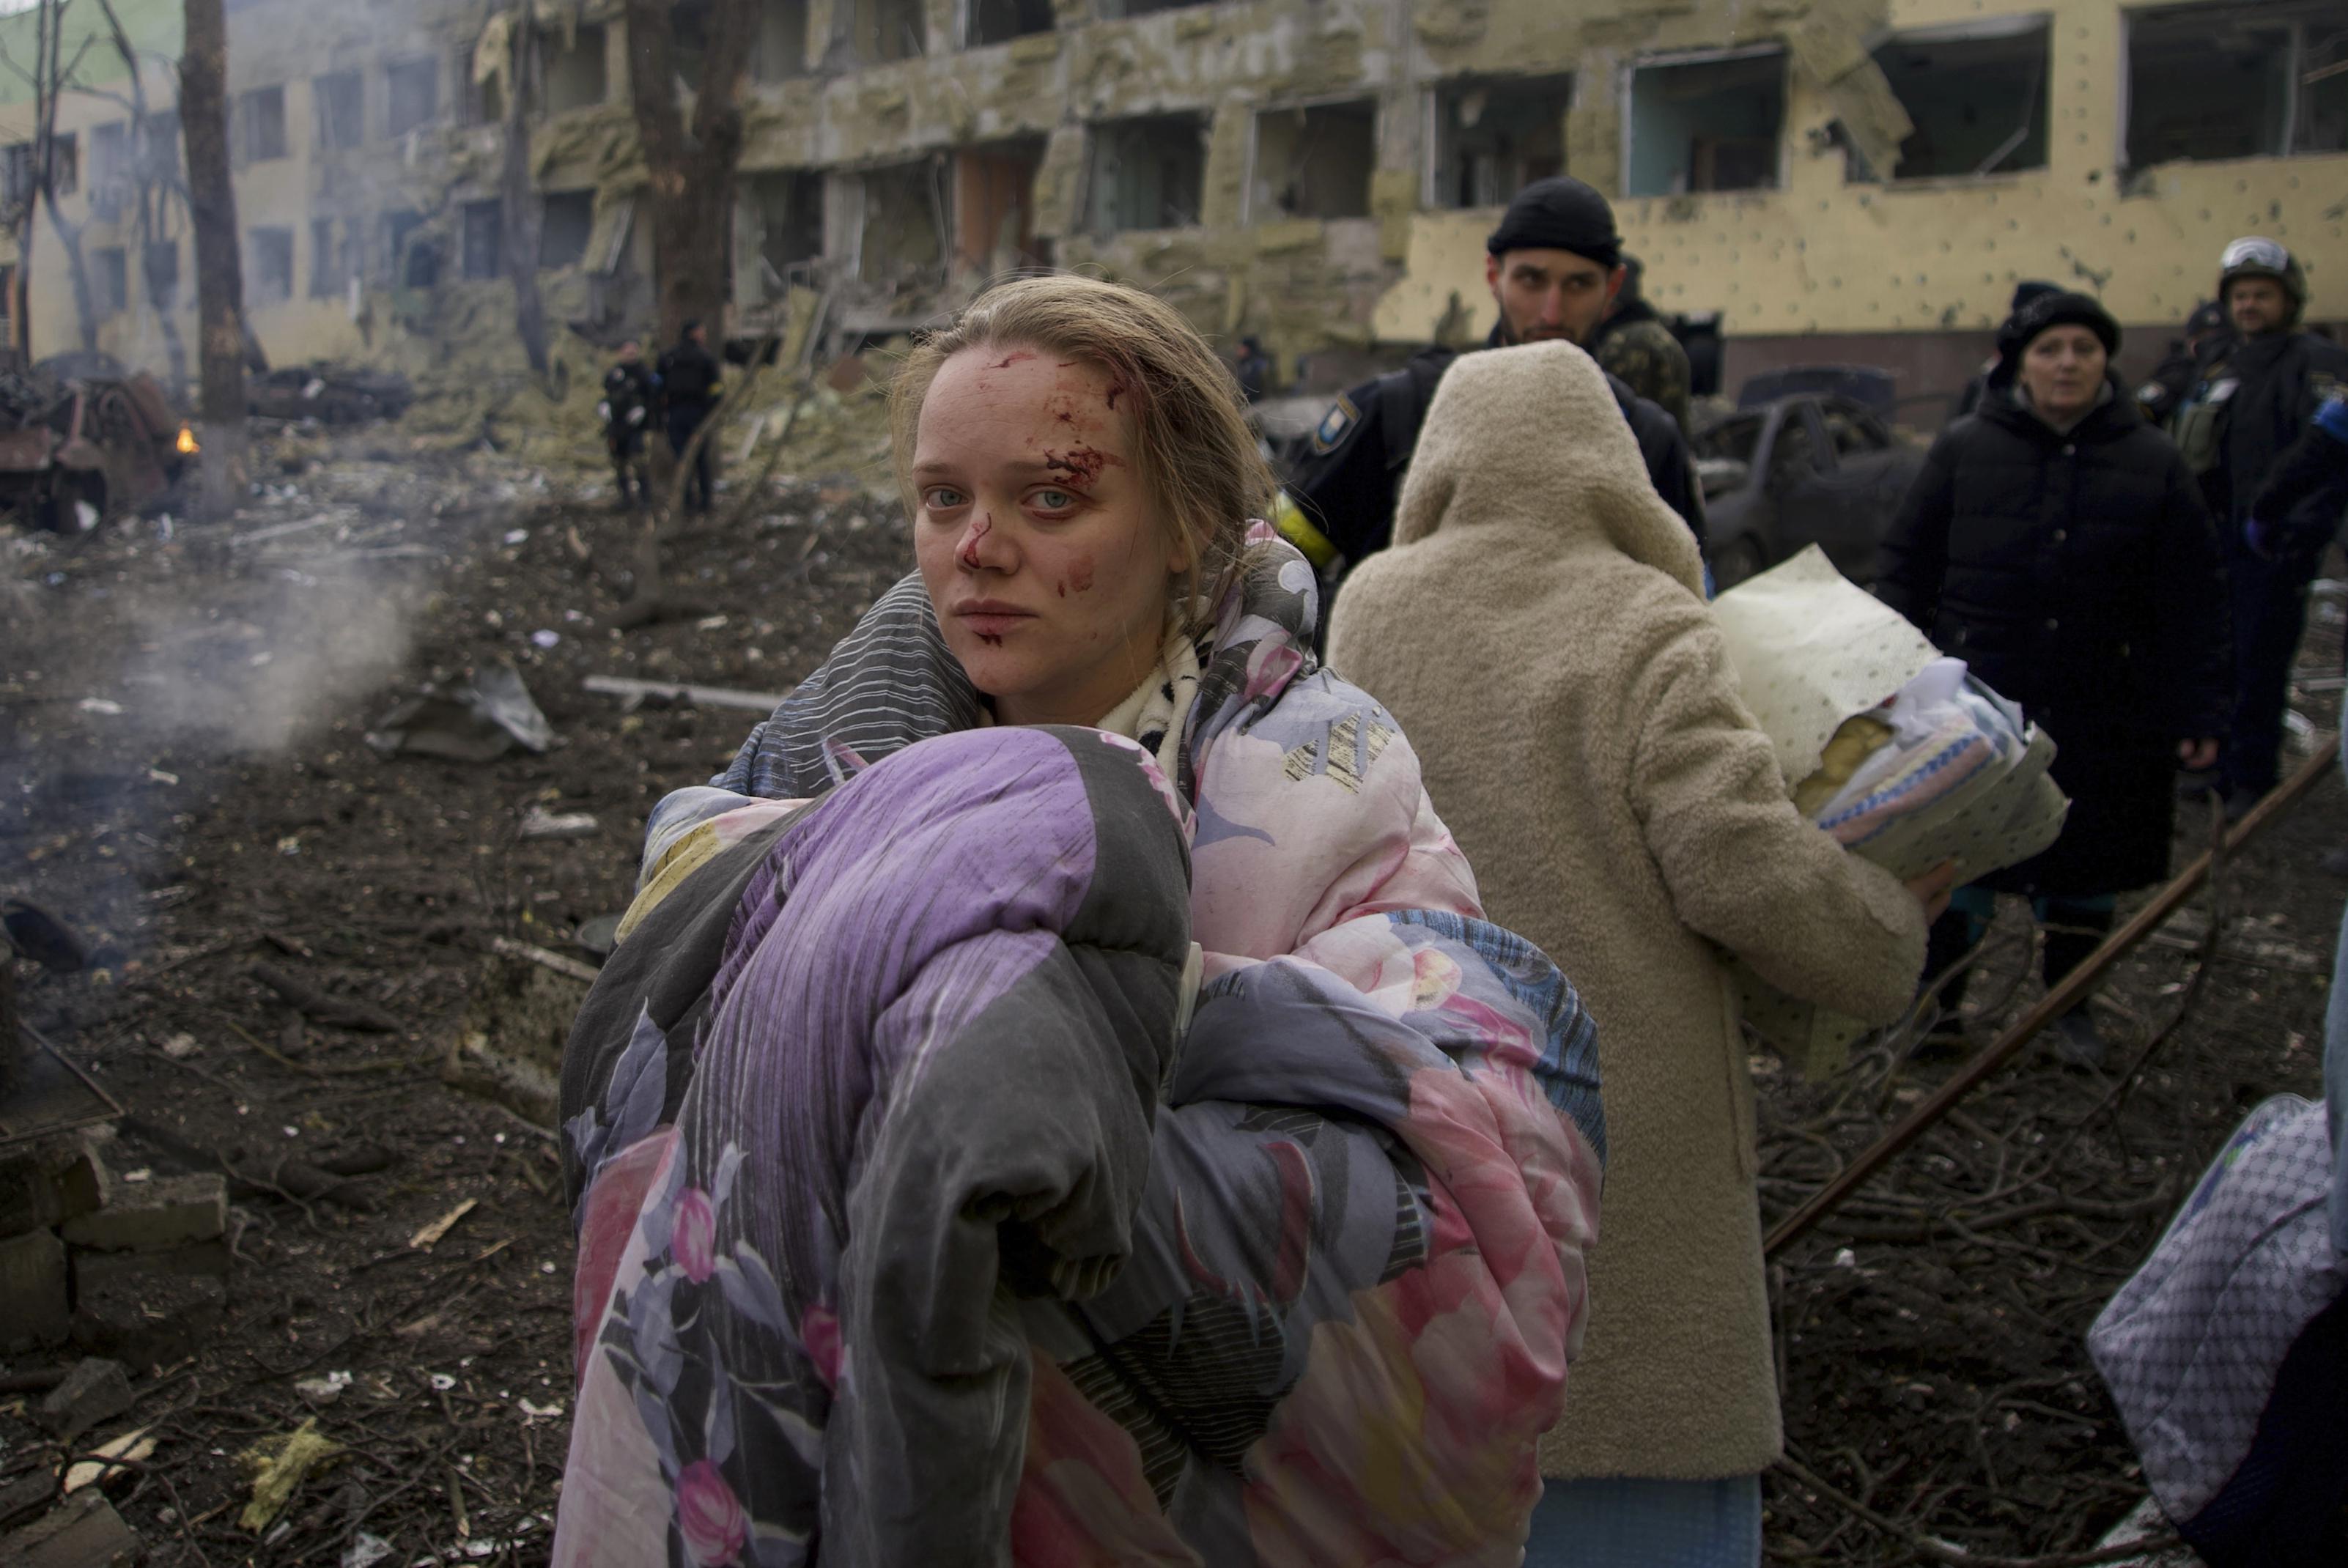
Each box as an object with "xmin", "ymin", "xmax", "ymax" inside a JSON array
[{"xmin": 1326, "ymin": 341, "xmax": 1941, "ymax": 1564}]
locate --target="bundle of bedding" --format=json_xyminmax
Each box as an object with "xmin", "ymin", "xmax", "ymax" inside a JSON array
[
  {"xmin": 551, "ymin": 537, "xmax": 1607, "ymax": 1567},
  {"xmin": 1713, "ymin": 549, "xmax": 2067, "ymax": 1075}
]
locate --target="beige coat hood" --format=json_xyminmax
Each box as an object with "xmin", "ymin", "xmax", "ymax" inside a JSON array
[
  {"xmin": 1391, "ymin": 340, "xmax": 1706, "ymax": 597},
  {"xmin": 1328, "ymin": 337, "xmax": 1926, "ymax": 1482}
]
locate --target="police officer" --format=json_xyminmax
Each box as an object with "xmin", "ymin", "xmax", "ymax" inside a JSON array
[
  {"xmin": 2175, "ymin": 237, "xmax": 2348, "ymax": 816},
  {"xmin": 1284, "ymin": 178, "xmax": 1702, "ymax": 588},
  {"xmin": 2135, "ymin": 300, "xmax": 2232, "ymax": 427},
  {"xmin": 1589, "ymin": 254, "xmax": 1692, "ymax": 431},
  {"xmin": 599, "ymin": 339, "xmax": 660, "ymax": 510},
  {"xmin": 657, "ymin": 319, "xmax": 723, "ymax": 515},
  {"xmin": 1233, "ymin": 335, "xmax": 1273, "ymax": 404}
]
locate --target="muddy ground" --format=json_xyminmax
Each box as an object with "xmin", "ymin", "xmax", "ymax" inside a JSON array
[{"xmin": 0, "ymin": 420, "xmax": 2338, "ymax": 1566}]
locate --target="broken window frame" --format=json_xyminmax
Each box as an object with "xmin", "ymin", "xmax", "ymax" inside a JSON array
[
  {"xmin": 1425, "ymin": 72, "xmax": 1573, "ymax": 211},
  {"xmin": 740, "ymin": 168, "xmax": 825, "ymax": 303},
  {"xmin": 461, "ymin": 197, "xmax": 504, "ymax": 280},
  {"xmin": 1847, "ymin": 15, "xmax": 2050, "ymax": 183},
  {"xmin": 2121, "ymin": 1, "xmax": 2348, "ymax": 167},
  {"xmin": 93, "ymin": 245, "xmax": 128, "ymax": 317},
  {"xmin": 385, "ymin": 57, "xmax": 440, "ymax": 139},
  {"xmin": 853, "ymin": 0, "xmax": 928, "ymax": 64},
  {"xmin": 237, "ymin": 85, "xmax": 288, "ymax": 165},
  {"xmin": 962, "ymin": 0, "xmax": 1055, "ymax": 49},
  {"xmin": 852, "ymin": 155, "xmax": 951, "ymax": 286},
  {"xmin": 248, "ymin": 225, "xmax": 295, "ymax": 307},
  {"xmin": 1247, "ymin": 97, "xmax": 1378, "ymax": 223},
  {"xmin": 314, "ymin": 70, "xmax": 363, "ymax": 151},
  {"xmin": 1620, "ymin": 43, "xmax": 1788, "ymax": 199},
  {"xmin": 1098, "ymin": 0, "xmax": 1215, "ymax": 17},
  {"xmin": 2, "ymin": 142, "xmax": 33, "ymax": 212},
  {"xmin": 539, "ymin": 24, "xmax": 610, "ymax": 114},
  {"xmin": 1083, "ymin": 113, "xmax": 1208, "ymax": 237},
  {"xmin": 136, "ymin": 111, "xmax": 179, "ymax": 181},
  {"xmin": 754, "ymin": 0, "xmax": 811, "ymax": 79},
  {"xmin": 457, "ymin": 44, "xmax": 504, "ymax": 127},
  {"xmin": 539, "ymin": 188, "xmax": 596, "ymax": 270},
  {"xmin": 142, "ymin": 240, "xmax": 179, "ymax": 312}
]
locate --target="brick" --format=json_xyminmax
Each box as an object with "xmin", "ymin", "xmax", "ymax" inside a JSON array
[
  {"xmin": 1, "ymin": 1490, "xmax": 143, "ymax": 1568},
  {"xmin": 53, "ymin": 1142, "xmax": 111, "ymax": 1225},
  {"xmin": 0, "ymin": 1227, "xmax": 70, "ymax": 1350},
  {"xmin": 0, "ymin": 1134, "xmax": 101, "ymax": 1237},
  {"xmin": 60, "ymin": 1172, "xmax": 226, "ymax": 1252},
  {"xmin": 35, "ymin": 1358, "xmax": 131, "ymax": 1446},
  {"xmin": 70, "ymin": 1272, "xmax": 226, "ymax": 1372},
  {"xmin": 70, "ymin": 1239, "xmax": 232, "ymax": 1293}
]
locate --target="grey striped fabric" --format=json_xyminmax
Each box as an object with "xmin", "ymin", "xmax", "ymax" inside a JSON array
[{"xmin": 714, "ymin": 572, "xmax": 981, "ymax": 799}]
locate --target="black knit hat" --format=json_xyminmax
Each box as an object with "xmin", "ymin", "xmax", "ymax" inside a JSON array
[
  {"xmin": 2009, "ymin": 280, "xmax": 2061, "ymax": 314},
  {"xmin": 2006, "ymin": 291, "xmax": 2120, "ymax": 357},
  {"xmin": 1486, "ymin": 177, "xmax": 1622, "ymax": 270}
]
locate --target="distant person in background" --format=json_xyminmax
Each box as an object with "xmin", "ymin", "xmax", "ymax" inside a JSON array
[
  {"xmin": 657, "ymin": 319, "xmax": 723, "ymax": 515},
  {"xmin": 2137, "ymin": 300, "xmax": 2233, "ymax": 427},
  {"xmin": 2174, "ymin": 237, "xmax": 2348, "ymax": 818},
  {"xmin": 1952, "ymin": 280, "xmax": 2062, "ymax": 420},
  {"xmin": 1590, "ymin": 254, "xmax": 1693, "ymax": 431},
  {"xmin": 1232, "ymin": 334, "xmax": 1272, "ymax": 403},
  {"xmin": 1879, "ymin": 292, "xmax": 2229, "ymax": 1068},
  {"xmin": 599, "ymin": 340, "xmax": 659, "ymax": 511}
]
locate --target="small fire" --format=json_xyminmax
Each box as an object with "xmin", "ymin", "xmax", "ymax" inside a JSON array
[{"xmin": 176, "ymin": 425, "xmax": 198, "ymax": 455}]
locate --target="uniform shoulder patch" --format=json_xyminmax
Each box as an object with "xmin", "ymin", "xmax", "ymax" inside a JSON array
[{"xmin": 1312, "ymin": 393, "xmax": 1360, "ymax": 454}]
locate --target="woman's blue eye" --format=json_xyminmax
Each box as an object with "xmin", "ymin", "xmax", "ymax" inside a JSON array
[
  {"xmin": 925, "ymin": 487, "xmax": 967, "ymax": 509},
  {"xmin": 1033, "ymin": 489, "xmax": 1075, "ymax": 511}
]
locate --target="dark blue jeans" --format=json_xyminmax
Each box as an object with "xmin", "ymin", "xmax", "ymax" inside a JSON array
[
  {"xmin": 2222, "ymin": 550, "xmax": 2313, "ymax": 799},
  {"xmin": 666, "ymin": 407, "xmax": 715, "ymax": 513}
]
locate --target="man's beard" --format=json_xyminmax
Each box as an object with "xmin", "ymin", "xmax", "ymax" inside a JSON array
[{"xmin": 1495, "ymin": 316, "xmax": 1584, "ymax": 348}]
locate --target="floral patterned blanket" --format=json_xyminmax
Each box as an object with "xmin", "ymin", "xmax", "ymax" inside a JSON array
[{"xmin": 553, "ymin": 538, "xmax": 1606, "ymax": 1567}]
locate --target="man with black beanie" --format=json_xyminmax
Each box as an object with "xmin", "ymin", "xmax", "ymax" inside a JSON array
[{"xmin": 1282, "ymin": 177, "xmax": 1702, "ymax": 599}]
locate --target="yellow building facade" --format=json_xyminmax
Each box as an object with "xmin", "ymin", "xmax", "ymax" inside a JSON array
[{"xmin": 0, "ymin": 0, "xmax": 2333, "ymax": 404}]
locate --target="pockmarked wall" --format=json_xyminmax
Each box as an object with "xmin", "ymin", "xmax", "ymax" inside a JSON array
[{"xmin": 1375, "ymin": 0, "xmax": 2348, "ymax": 348}]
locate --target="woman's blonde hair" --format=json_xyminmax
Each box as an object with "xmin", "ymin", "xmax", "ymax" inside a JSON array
[{"xmin": 890, "ymin": 274, "xmax": 1277, "ymax": 626}]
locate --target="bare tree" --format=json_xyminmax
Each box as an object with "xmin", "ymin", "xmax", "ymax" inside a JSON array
[
  {"xmin": 621, "ymin": 0, "xmax": 760, "ymax": 347},
  {"xmin": 92, "ymin": 0, "xmax": 189, "ymax": 387},
  {"xmin": 0, "ymin": 0, "xmax": 103, "ymax": 356},
  {"xmin": 180, "ymin": 0, "xmax": 243, "ymax": 515},
  {"xmin": 494, "ymin": 16, "xmax": 548, "ymax": 374}
]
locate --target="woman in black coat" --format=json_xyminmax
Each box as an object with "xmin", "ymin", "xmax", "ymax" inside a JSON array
[{"xmin": 1877, "ymin": 292, "xmax": 2229, "ymax": 1066}]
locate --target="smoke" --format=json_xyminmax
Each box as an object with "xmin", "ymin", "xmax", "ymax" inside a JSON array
[{"xmin": 122, "ymin": 566, "xmax": 421, "ymax": 755}]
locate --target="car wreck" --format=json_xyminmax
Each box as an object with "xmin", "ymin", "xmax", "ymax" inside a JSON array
[
  {"xmin": 0, "ymin": 361, "xmax": 191, "ymax": 531},
  {"xmin": 1693, "ymin": 369, "xmax": 1927, "ymax": 589}
]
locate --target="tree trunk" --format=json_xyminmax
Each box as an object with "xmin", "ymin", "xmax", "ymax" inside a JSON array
[
  {"xmin": 180, "ymin": 0, "xmax": 245, "ymax": 518},
  {"xmin": 623, "ymin": 0, "xmax": 760, "ymax": 347},
  {"xmin": 500, "ymin": 21, "xmax": 548, "ymax": 375}
]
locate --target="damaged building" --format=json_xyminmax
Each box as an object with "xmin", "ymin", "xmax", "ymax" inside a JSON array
[{"xmin": 0, "ymin": 0, "xmax": 2343, "ymax": 402}]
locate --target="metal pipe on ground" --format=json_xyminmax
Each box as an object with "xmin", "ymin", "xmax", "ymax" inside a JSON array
[{"xmin": 1764, "ymin": 739, "xmax": 2339, "ymax": 1260}]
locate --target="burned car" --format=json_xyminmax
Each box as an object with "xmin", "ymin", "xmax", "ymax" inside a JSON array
[
  {"xmin": 247, "ymin": 363, "xmax": 414, "ymax": 426},
  {"xmin": 0, "ymin": 363, "xmax": 191, "ymax": 531},
  {"xmin": 1693, "ymin": 391, "xmax": 1925, "ymax": 589}
]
